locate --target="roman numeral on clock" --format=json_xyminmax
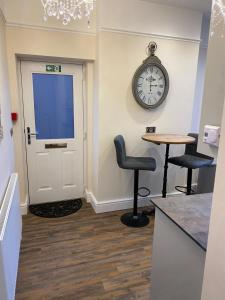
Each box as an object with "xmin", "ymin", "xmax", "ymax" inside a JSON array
[{"xmin": 138, "ymin": 90, "xmax": 144, "ymax": 99}]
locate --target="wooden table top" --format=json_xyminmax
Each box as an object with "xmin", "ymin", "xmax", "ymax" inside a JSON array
[{"xmin": 142, "ymin": 134, "xmax": 195, "ymax": 145}]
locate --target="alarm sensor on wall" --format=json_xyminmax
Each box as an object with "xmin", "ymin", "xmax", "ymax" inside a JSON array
[{"xmin": 203, "ymin": 125, "xmax": 220, "ymax": 147}]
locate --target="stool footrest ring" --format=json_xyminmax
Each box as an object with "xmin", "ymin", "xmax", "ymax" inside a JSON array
[
  {"xmin": 175, "ymin": 185, "xmax": 195, "ymax": 195},
  {"xmin": 138, "ymin": 187, "xmax": 151, "ymax": 198}
]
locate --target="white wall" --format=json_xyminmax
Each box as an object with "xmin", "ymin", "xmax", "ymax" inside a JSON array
[
  {"xmin": 3, "ymin": 0, "xmax": 203, "ymax": 210},
  {"xmin": 201, "ymin": 100, "xmax": 225, "ymax": 300},
  {"xmin": 192, "ymin": 16, "xmax": 210, "ymax": 132},
  {"xmin": 0, "ymin": 10, "xmax": 14, "ymax": 204},
  {"xmin": 143, "ymin": 0, "xmax": 212, "ymax": 14},
  {"xmin": 198, "ymin": 2, "xmax": 225, "ymax": 158},
  {"xmin": 92, "ymin": 0, "xmax": 202, "ymax": 206},
  {"xmin": 6, "ymin": 26, "xmax": 96, "ymax": 205},
  {"xmin": 200, "ymin": 4, "xmax": 225, "ymax": 299}
]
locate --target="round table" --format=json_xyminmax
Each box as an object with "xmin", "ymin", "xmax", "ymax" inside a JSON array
[{"xmin": 142, "ymin": 134, "xmax": 195, "ymax": 198}]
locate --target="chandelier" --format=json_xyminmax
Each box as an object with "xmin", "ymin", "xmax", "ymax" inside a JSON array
[
  {"xmin": 41, "ymin": 0, "xmax": 94, "ymax": 26},
  {"xmin": 211, "ymin": 0, "xmax": 225, "ymax": 37}
]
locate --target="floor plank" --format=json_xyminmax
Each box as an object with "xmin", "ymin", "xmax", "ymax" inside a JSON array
[{"xmin": 16, "ymin": 201, "xmax": 154, "ymax": 300}]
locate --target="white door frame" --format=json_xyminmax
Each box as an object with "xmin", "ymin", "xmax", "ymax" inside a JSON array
[{"xmin": 17, "ymin": 57, "xmax": 88, "ymax": 205}]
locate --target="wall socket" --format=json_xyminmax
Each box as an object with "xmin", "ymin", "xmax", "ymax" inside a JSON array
[{"xmin": 146, "ymin": 126, "xmax": 156, "ymax": 133}]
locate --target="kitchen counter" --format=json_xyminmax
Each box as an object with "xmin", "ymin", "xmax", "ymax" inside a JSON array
[
  {"xmin": 151, "ymin": 193, "xmax": 212, "ymax": 250},
  {"xmin": 150, "ymin": 193, "xmax": 213, "ymax": 300}
]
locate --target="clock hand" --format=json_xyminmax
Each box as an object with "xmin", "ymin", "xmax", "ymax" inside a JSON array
[
  {"xmin": 150, "ymin": 83, "xmax": 157, "ymax": 92},
  {"xmin": 147, "ymin": 76, "xmax": 156, "ymax": 83}
]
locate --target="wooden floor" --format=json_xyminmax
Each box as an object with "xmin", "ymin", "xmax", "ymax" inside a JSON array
[{"xmin": 16, "ymin": 201, "xmax": 154, "ymax": 300}]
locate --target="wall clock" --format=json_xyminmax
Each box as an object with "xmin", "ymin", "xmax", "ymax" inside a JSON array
[{"xmin": 132, "ymin": 42, "xmax": 169, "ymax": 109}]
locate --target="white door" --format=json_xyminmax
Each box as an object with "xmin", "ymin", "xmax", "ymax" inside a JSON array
[{"xmin": 21, "ymin": 61, "xmax": 84, "ymax": 205}]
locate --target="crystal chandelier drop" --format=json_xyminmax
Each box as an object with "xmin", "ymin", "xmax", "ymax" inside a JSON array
[
  {"xmin": 211, "ymin": 0, "xmax": 225, "ymax": 37},
  {"xmin": 41, "ymin": 0, "xmax": 94, "ymax": 26}
]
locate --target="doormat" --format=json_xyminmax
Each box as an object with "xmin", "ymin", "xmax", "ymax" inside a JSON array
[{"xmin": 29, "ymin": 199, "xmax": 82, "ymax": 218}]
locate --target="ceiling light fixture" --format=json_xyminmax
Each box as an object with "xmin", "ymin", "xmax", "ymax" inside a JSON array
[
  {"xmin": 41, "ymin": 0, "xmax": 94, "ymax": 26},
  {"xmin": 211, "ymin": 0, "xmax": 225, "ymax": 37}
]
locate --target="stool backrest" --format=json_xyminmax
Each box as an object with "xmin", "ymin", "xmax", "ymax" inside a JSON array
[
  {"xmin": 185, "ymin": 133, "xmax": 198, "ymax": 155},
  {"xmin": 114, "ymin": 135, "xmax": 127, "ymax": 168}
]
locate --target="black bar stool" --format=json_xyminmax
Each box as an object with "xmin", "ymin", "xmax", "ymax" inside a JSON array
[
  {"xmin": 168, "ymin": 133, "xmax": 214, "ymax": 195},
  {"xmin": 114, "ymin": 135, "xmax": 156, "ymax": 227}
]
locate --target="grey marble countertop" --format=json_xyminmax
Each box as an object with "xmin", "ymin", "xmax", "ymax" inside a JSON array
[{"xmin": 151, "ymin": 193, "xmax": 213, "ymax": 251}]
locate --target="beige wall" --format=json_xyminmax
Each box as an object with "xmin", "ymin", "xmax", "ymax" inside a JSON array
[
  {"xmin": 1, "ymin": 0, "xmax": 96, "ymax": 34},
  {"xmin": 0, "ymin": 11, "xmax": 15, "ymax": 204},
  {"xmin": 91, "ymin": 0, "xmax": 202, "ymax": 205},
  {"xmin": 6, "ymin": 25, "xmax": 96, "ymax": 205},
  {"xmin": 99, "ymin": 0, "xmax": 202, "ymax": 40},
  {"xmin": 95, "ymin": 30, "xmax": 200, "ymax": 202}
]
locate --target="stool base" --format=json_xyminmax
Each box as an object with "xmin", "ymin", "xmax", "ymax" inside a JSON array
[{"xmin": 120, "ymin": 212, "xmax": 149, "ymax": 227}]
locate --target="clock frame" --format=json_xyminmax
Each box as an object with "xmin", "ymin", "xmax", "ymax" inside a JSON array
[{"xmin": 132, "ymin": 42, "xmax": 169, "ymax": 109}]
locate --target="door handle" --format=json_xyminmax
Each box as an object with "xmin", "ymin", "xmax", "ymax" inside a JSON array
[{"xmin": 27, "ymin": 127, "xmax": 38, "ymax": 145}]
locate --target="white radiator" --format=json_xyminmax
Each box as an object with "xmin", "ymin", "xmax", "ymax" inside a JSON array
[{"xmin": 0, "ymin": 174, "xmax": 22, "ymax": 300}]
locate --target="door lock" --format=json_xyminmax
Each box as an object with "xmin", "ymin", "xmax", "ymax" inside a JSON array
[{"xmin": 27, "ymin": 127, "xmax": 38, "ymax": 145}]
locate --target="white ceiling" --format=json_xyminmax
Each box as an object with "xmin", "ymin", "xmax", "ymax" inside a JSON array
[{"xmin": 142, "ymin": 0, "xmax": 212, "ymax": 13}]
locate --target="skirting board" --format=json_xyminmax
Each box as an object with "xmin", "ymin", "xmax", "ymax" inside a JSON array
[
  {"xmin": 85, "ymin": 189, "xmax": 182, "ymax": 214},
  {"xmin": 20, "ymin": 195, "xmax": 28, "ymax": 216},
  {"xmin": 20, "ymin": 187, "xmax": 195, "ymax": 215}
]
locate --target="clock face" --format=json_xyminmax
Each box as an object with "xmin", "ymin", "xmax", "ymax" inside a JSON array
[{"xmin": 132, "ymin": 63, "xmax": 169, "ymax": 109}]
